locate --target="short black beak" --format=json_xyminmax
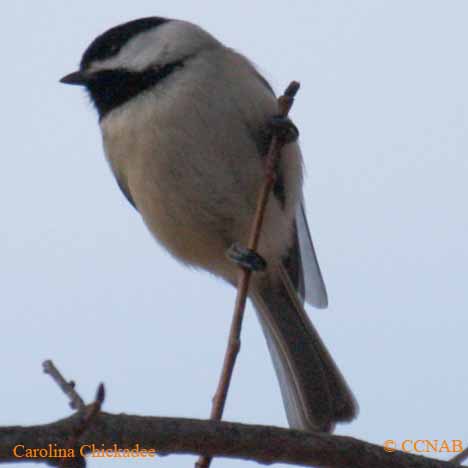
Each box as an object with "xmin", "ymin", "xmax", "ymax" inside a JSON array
[{"xmin": 60, "ymin": 71, "xmax": 87, "ymax": 86}]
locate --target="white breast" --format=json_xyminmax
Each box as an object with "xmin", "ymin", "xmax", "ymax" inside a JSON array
[{"xmin": 100, "ymin": 47, "xmax": 302, "ymax": 283}]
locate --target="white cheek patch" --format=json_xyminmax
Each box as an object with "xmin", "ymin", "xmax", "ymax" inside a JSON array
[
  {"xmin": 87, "ymin": 20, "xmax": 220, "ymax": 74},
  {"xmin": 88, "ymin": 28, "xmax": 166, "ymax": 73}
]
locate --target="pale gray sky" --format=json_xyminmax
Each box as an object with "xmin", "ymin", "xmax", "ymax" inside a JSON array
[{"xmin": 2, "ymin": 1, "xmax": 468, "ymax": 467}]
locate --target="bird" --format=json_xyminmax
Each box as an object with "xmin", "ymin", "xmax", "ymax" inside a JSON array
[{"xmin": 60, "ymin": 17, "xmax": 357, "ymax": 432}]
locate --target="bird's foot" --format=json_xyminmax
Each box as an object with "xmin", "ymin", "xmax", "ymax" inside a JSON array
[
  {"xmin": 226, "ymin": 243, "xmax": 267, "ymax": 271},
  {"xmin": 269, "ymin": 116, "xmax": 299, "ymax": 143}
]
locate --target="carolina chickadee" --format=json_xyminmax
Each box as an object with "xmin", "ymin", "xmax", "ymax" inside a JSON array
[{"xmin": 61, "ymin": 17, "xmax": 357, "ymax": 431}]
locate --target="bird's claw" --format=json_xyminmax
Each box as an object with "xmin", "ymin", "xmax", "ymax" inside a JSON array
[
  {"xmin": 226, "ymin": 242, "xmax": 267, "ymax": 271},
  {"xmin": 269, "ymin": 116, "xmax": 299, "ymax": 143}
]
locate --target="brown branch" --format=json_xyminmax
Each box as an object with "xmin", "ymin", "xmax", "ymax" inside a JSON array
[
  {"xmin": 59, "ymin": 384, "xmax": 105, "ymax": 468},
  {"xmin": 43, "ymin": 360, "xmax": 106, "ymax": 468},
  {"xmin": 43, "ymin": 361, "xmax": 85, "ymax": 411},
  {"xmin": 452, "ymin": 446, "xmax": 468, "ymax": 465},
  {"xmin": 196, "ymin": 81, "xmax": 301, "ymax": 468},
  {"xmin": 0, "ymin": 413, "xmax": 463, "ymax": 468}
]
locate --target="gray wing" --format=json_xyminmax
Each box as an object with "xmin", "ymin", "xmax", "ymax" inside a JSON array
[{"xmin": 295, "ymin": 201, "xmax": 328, "ymax": 308}]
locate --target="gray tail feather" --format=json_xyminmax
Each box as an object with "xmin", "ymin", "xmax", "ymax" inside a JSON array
[{"xmin": 251, "ymin": 267, "xmax": 357, "ymax": 431}]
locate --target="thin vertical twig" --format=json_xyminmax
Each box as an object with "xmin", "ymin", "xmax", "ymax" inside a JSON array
[
  {"xmin": 195, "ymin": 81, "xmax": 301, "ymax": 468},
  {"xmin": 43, "ymin": 360, "xmax": 86, "ymax": 410},
  {"xmin": 43, "ymin": 360, "xmax": 105, "ymax": 468}
]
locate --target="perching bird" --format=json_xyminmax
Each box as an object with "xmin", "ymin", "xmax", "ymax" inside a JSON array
[{"xmin": 61, "ymin": 17, "xmax": 357, "ymax": 432}]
